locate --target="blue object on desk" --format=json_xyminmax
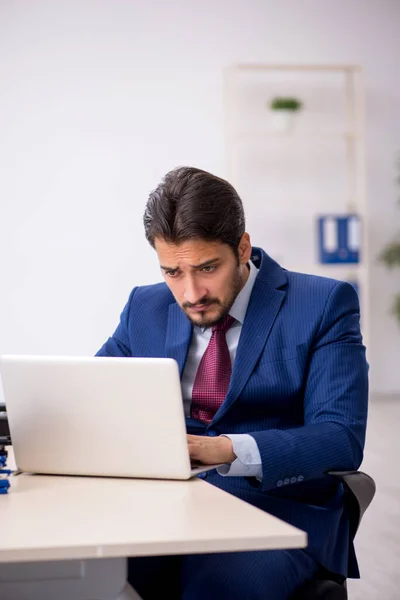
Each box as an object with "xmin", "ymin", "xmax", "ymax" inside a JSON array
[
  {"xmin": 318, "ymin": 214, "xmax": 361, "ymax": 264},
  {"xmin": 0, "ymin": 443, "xmax": 10, "ymax": 493},
  {"xmin": 0, "ymin": 469, "xmax": 11, "ymax": 494}
]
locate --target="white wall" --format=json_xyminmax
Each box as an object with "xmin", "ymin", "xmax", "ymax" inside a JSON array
[{"xmin": 0, "ymin": 0, "xmax": 399, "ymax": 393}]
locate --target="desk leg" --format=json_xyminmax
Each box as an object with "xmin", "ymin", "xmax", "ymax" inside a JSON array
[
  {"xmin": 0, "ymin": 557, "xmax": 129, "ymax": 600},
  {"xmin": 116, "ymin": 582, "xmax": 143, "ymax": 600}
]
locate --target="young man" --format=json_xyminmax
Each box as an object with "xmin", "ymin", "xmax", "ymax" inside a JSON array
[{"xmin": 97, "ymin": 166, "xmax": 368, "ymax": 599}]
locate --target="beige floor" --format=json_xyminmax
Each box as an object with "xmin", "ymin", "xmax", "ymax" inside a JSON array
[{"xmin": 347, "ymin": 394, "xmax": 400, "ymax": 600}]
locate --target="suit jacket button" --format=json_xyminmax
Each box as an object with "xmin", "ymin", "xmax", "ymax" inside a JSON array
[
  {"xmin": 290, "ymin": 477, "xmax": 297, "ymax": 484},
  {"xmin": 283, "ymin": 478, "xmax": 290, "ymax": 485},
  {"xmin": 277, "ymin": 480, "xmax": 283, "ymax": 487},
  {"xmin": 297, "ymin": 475, "xmax": 304, "ymax": 482}
]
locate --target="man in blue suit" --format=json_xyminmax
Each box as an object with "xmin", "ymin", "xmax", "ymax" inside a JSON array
[{"xmin": 97, "ymin": 166, "xmax": 368, "ymax": 599}]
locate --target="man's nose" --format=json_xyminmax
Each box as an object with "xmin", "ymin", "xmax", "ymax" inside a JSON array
[{"xmin": 183, "ymin": 279, "xmax": 207, "ymax": 305}]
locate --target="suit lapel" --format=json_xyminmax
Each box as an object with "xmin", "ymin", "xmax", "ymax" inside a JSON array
[
  {"xmin": 165, "ymin": 303, "xmax": 193, "ymax": 377},
  {"xmin": 211, "ymin": 248, "xmax": 287, "ymax": 425}
]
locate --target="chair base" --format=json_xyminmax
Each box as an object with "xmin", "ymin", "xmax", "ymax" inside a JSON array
[{"xmin": 291, "ymin": 578, "xmax": 347, "ymax": 600}]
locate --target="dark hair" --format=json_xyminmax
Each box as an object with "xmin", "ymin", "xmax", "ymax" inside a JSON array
[{"xmin": 143, "ymin": 166, "xmax": 245, "ymax": 254}]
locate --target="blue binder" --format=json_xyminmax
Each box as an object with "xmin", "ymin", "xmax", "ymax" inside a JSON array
[{"xmin": 318, "ymin": 215, "xmax": 361, "ymax": 264}]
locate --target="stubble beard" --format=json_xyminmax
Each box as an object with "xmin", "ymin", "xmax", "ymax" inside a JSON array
[{"xmin": 182, "ymin": 266, "xmax": 244, "ymax": 328}]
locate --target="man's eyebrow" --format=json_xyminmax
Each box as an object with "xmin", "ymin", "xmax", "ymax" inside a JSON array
[
  {"xmin": 160, "ymin": 258, "xmax": 220, "ymax": 271},
  {"xmin": 189, "ymin": 258, "xmax": 220, "ymax": 269}
]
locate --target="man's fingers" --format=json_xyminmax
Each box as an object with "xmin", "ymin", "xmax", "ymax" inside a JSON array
[
  {"xmin": 188, "ymin": 446, "xmax": 201, "ymax": 460},
  {"xmin": 187, "ymin": 436, "xmax": 205, "ymax": 461},
  {"xmin": 187, "ymin": 438, "xmax": 198, "ymax": 449},
  {"xmin": 187, "ymin": 439, "xmax": 199, "ymax": 449}
]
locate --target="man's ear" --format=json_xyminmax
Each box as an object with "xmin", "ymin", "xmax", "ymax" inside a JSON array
[{"xmin": 238, "ymin": 233, "xmax": 252, "ymax": 265}]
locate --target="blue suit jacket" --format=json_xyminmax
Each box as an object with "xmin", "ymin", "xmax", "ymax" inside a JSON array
[{"xmin": 97, "ymin": 247, "xmax": 368, "ymax": 578}]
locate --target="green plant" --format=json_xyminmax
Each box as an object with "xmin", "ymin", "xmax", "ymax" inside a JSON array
[
  {"xmin": 269, "ymin": 97, "xmax": 303, "ymax": 111},
  {"xmin": 379, "ymin": 155, "xmax": 400, "ymax": 325}
]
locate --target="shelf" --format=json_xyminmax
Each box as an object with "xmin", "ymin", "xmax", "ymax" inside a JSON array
[
  {"xmin": 229, "ymin": 64, "xmax": 362, "ymax": 72},
  {"xmin": 229, "ymin": 131, "xmax": 358, "ymax": 140},
  {"xmin": 281, "ymin": 263, "xmax": 365, "ymax": 277},
  {"xmin": 225, "ymin": 63, "xmax": 368, "ymax": 347}
]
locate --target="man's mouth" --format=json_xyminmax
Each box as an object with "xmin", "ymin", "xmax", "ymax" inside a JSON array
[{"xmin": 188, "ymin": 304, "xmax": 209, "ymax": 312}]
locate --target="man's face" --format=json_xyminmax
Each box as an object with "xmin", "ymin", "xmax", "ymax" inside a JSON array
[{"xmin": 155, "ymin": 235, "xmax": 252, "ymax": 328}]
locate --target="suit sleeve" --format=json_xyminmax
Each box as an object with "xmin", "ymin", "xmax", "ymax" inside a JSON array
[
  {"xmin": 249, "ymin": 281, "xmax": 368, "ymax": 492},
  {"xmin": 95, "ymin": 288, "xmax": 137, "ymax": 357}
]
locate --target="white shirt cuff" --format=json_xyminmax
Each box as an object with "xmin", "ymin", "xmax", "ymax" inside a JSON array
[{"xmin": 216, "ymin": 434, "xmax": 263, "ymax": 479}]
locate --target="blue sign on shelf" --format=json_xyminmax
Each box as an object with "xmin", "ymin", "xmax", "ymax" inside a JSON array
[{"xmin": 318, "ymin": 215, "xmax": 361, "ymax": 264}]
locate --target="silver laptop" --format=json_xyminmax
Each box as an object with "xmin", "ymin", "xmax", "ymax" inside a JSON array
[{"xmin": 0, "ymin": 355, "xmax": 222, "ymax": 480}]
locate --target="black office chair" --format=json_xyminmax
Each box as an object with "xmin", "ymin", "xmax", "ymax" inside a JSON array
[{"xmin": 291, "ymin": 470, "xmax": 376, "ymax": 600}]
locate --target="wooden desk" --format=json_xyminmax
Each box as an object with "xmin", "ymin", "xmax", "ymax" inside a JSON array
[
  {"xmin": 1, "ymin": 471, "xmax": 306, "ymax": 563},
  {"xmin": 0, "ymin": 451, "xmax": 306, "ymax": 599}
]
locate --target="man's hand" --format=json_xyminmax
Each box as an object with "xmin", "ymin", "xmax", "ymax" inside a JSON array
[{"xmin": 187, "ymin": 434, "xmax": 236, "ymax": 465}]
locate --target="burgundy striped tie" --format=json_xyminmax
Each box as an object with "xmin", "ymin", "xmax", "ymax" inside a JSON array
[{"xmin": 191, "ymin": 314, "xmax": 235, "ymax": 424}]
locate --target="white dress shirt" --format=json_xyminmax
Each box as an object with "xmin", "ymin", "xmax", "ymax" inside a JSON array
[{"xmin": 181, "ymin": 260, "xmax": 263, "ymax": 479}]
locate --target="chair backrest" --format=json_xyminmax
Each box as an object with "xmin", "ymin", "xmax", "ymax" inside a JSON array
[
  {"xmin": 327, "ymin": 470, "xmax": 376, "ymax": 539},
  {"xmin": 291, "ymin": 470, "xmax": 376, "ymax": 600}
]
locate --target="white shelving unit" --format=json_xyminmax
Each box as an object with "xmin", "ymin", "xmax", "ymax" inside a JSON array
[{"xmin": 224, "ymin": 64, "xmax": 368, "ymax": 347}]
